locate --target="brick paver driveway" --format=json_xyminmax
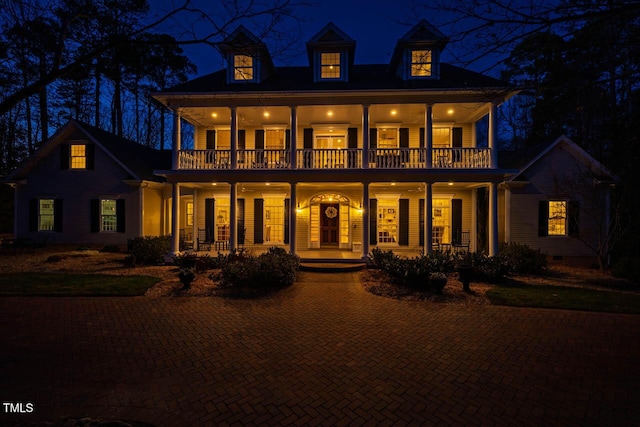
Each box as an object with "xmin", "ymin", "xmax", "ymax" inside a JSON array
[{"xmin": 1, "ymin": 271, "xmax": 639, "ymax": 426}]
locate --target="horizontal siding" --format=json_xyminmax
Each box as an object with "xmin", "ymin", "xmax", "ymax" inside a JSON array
[{"xmin": 143, "ymin": 188, "xmax": 163, "ymax": 237}]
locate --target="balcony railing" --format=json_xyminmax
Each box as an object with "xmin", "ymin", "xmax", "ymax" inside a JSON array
[{"xmin": 177, "ymin": 148, "xmax": 492, "ymax": 170}]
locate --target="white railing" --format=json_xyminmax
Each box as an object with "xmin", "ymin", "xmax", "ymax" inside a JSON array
[
  {"xmin": 431, "ymin": 148, "xmax": 491, "ymax": 168},
  {"xmin": 237, "ymin": 149, "xmax": 289, "ymax": 169},
  {"xmin": 178, "ymin": 150, "xmax": 230, "ymax": 169},
  {"xmin": 369, "ymin": 148, "xmax": 426, "ymax": 168},
  {"xmin": 297, "ymin": 149, "xmax": 361, "ymax": 169}
]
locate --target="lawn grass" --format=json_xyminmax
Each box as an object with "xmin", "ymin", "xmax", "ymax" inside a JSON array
[
  {"xmin": 0, "ymin": 273, "xmax": 161, "ymax": 296},
  {"xmin": 486, "ymin": 284, "xmax": 640, "ymax": 314}
]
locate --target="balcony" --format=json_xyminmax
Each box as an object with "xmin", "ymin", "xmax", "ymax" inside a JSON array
[{"xmin": 177, "ymin": 148, "xmax": 492, "ymax": 170}]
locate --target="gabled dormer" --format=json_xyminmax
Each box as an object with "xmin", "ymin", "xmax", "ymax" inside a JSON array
[
  {"xmin": 390, "ymin": 19, "xmax": 449, "ymax": 81},
  {"xmin": 306, "ymin": 23, "xmax": 355, "ymax": 83},
  {"xmin": 219, "ymin": 25, "xmax": 274, "ymax": 84}
]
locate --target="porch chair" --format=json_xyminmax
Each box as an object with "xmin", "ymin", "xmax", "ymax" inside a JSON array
[
  {"xmin": 452, "ymin": 230, "xmax": 471, "ymax": 254},
  {"xmin": 179, "ymin": 229, "xmax": 194, "ymax": 251},
  {"xmin": 196, "ymin": 228, "xmax": 211, "ymax": 251}
]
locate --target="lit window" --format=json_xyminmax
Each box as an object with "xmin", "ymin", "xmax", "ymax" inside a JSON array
[
  {"xmin": 101, "ymin": 199, "xmax": 117, "ymax": 232},
  {"xmin": 70, "ymin": 144, "xmax": 86, "ymax": 169},
  {"xmin": 233, "ymin": 55, "xmax": 254, "ymax": 81},
  {"xmin": 39, "ymin": 199, "xmax": 55, "ymax": 231},
  {"xmin": 265, "ymin": 129, "xmax": 285, "ymax": 149},
  {"xmin": 186, "ymin": 202, "xmax": 194, "ymax": 226},
  {"xmin": 378, "ymin": 200, "xmax": 398, "ymax": 244},
  {"xmin": 216, "ymin": 200, "xmax": 230, "ymax": 242},
  {"xmin": 411, "ymin": 49, "xmax": 432, "ymax": 77},
  {"xmin": 433, "ymin": 128, "xmax": 451, "ymax": 148},
  {"xmin": 548, "ymin": 201, "xmax": 567, "ymax": 236},
  {"xmin": 264, "ymin": 198, "xmax": 284, "ymax": 243},
  {"xmin": 378, "ymin": 128, "xmax": 398, "ymax": 148},
  {"xmin": 321, "ymin": 52, "xmax": 341, "ymax": 79}
]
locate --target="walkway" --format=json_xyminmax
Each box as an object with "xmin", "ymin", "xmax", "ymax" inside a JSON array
[{"xmin": 0, "ymin": 272, "xmax": 639, "ymax": 426}]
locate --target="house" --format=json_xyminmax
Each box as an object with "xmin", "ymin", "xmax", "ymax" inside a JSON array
[
  {"xmin": 4, "ymin": 21, "xmax": 616, "ymax": 264},
  {"xmin": 5, "ymin": 120, "xmax": 171, "ymax": 246}
]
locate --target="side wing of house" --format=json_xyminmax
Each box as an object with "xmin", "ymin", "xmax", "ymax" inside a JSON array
[
  {"xmin": 9, "ymin": 123, "xmax": 168, "ymax": 246},
  {"xmin": 506, "ymin": 139, "xmax": 613, "ymax": 261}
]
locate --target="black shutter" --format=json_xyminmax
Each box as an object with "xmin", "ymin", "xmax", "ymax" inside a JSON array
[
  {"xmin": 284, "ymin": 198, "xmax": 290, "ymax": 244},
  {"xmin": 419, "ymin": 198, "xmax": 425, "ymax": 247},
  {"xmin": 303, "ymin": 128, "xmax": 313, "ymax": 149},
  {"xmin": 538, "ymin": 201, "xmax": 549, "ymax": 237},
  {"xmin": 254, "ymin": 199, "xmax": 264, "ymax": 244},
  {"xmin": 399, "ymin": 199, "xmax": 409, "ymax": 246},
  {"xmin": 369, "ymin": 199, "xmax": 377, "ymax": 245},
  {"xmin": 90, "ymin": 199, "xmax": 100, "ymax": 232},
  {"xmin": 452, "ymin": 199, "xmax": 462, "ymax": 244},
  {"xmin": 369, "ymin": 128, "xmax": 377, "ymax": 149},
  {"xmin": 86, "ymin": 144, "xmax": 95, "ymax": 170},
  {"xmin": 255, "ymin": 130, "xmax": 264, "ymax": 149},
  {"xmin": 116, "ymin": 199, "xmax": 125, "ymax": 233},
  {"xmin": 205, "ymin": 198, "xmax": 215, "ymax": 241},
  {"xmin": 452, "ymin": 127, "xmax": 463, "ymax": 147},
  {"xmin": 569, "ymin": 201, "xmax": 580, "ymax": 237},
  {"xmin": 54, "ymin": 199, "xmax": 63, "ymax": 232},
  {"xmin": 348, "ymin": 128, "xmax": 357, "ymax": 149},
  {"xmin": 237, "ymin": 198, "xmax": 245, "ymax": 244},
  {"xmin": 60, "ymin": 144, "xmax": 69, "ymax": 170},
  {"xmin": 419, "ymin": 128, "xmax": 425, "ymax": 162},
  {"xmin": 238, "ymin": 130, "xmax": 246, "ymax": 150},
  {"xmin": 399, "ymin": 128, "xmax": 409, "ymax": 148},
  {"xmin": 206, "ymin": 130, "xmax": 216, "ymax": 149},
  {"xmin": 285, "ymin": 130, "xmax": 291, "ymax": 150},
  {"xmin": 29, "ymin": 199, "xmax": 38, "ymax": 232}
]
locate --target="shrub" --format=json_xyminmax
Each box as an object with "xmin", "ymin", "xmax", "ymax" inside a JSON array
[
  {"xmin": 368, "ymin": 247, "xmax": 397, "ymax": 271},
  {"xmin": 465, "ymin": 252, "xmax": 508, "ymax": 284},
  {"xmin": 100, "ymin": 244, "xmax": 121, "ymax": 253},
  {"xmin": 425, "ymin": 250, "xmax": 458, "ymax": 273},
  {"xmin": 215, "ymin": 247, "xmax": 300, "ymax": 291},
  {"xmin": 127, "ymin": 236, "xmax": 171, "ymax": 265},
  {"xmin": 173, "ymin": 252, "xmax": 198, "ymax": 269},
  {"xmin": 498, "ymin": 242, "xmax": 547, "ymax": 274},
  {"xmin": 612, "ymin": 257, "xmax": 640, "ymax": 284},
  {"xmin": 196, "ymin": 253, "xmax": 228, "ymax": 271}
]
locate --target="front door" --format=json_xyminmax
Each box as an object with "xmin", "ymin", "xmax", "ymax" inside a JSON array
[{"xmin": 320, "ymin": 203, "xmax": 339, "ymax": 246}]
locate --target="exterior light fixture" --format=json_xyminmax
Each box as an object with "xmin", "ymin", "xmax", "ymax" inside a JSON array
[
  {"xmin": 447, "ymin": 109, "xmax": 454, "ymax": 115},
  {"xmin": 265, "ymin": 182, "xmax": 271, "ymax": 186},
  {"xmin": 263, "ymin": 111, "xmax": 270, "ymax": 118},
  {"xmin": 211, "ymin": 182, "xmax": 217, "ymax": 186},
  {"xmin": 211, "ymin": 112, "xmax": 218, "ymax": 118},
  {"xmin": 391, "ymin": 182, "xmax": 396, "ymax": 186},
  {"xmin": 448, "ymin": 181, "xmax": 454, "ymax": 186},
  {"xmin": 327, "ymin": 111, "xmax": 334, "ymax": 117},
  {"xmin": 391, "ymin": 110, "xmax": 397, "ymax": 116}
]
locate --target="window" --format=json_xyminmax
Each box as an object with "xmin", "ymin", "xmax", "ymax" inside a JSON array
[
  {"xmin": 186, "ymin": 202, "xmax": 194, "ymax": 226},
  {"xmin": 265, "ymin": 129, "xmax": 285, "ymax": 149},
  {"xmin": 70, "ymin": 144, "xmax": 86, "ymax": 169},
  {"xmin": 233, "ymin": 55, "xmax": 254, "ymax": 81},
  {"xmin": 215, "ymin": 200, "xmax": 230, "ymax": 242},
  {"xmin": 39, "ymin": 199, "xmax": 55, "ymax": 231},
  {"xmin": 433, "ymin": 128, "xmax": 451, "ymax": 148},
  {"xmin": 101, "ymin": 199, "xmax": 118, "ymax": 232},
  {"xmin": 378, "ymin": 200, "xmax": 398, "ymax": 244},
  {"xmin": 411, "ymin": 49, "xmax": 432, "ymax": 77},
  {"xmin": 264, "ymin": 198, "xmax": 284, "ymax": 243},
  {"xmin": 321, "ymin": 52, "xmax": 341, "ymax": 79},
  {"xmin": 548, "ymin": 201, "xmax": 567, "ymax": 236},
  {"xmin": 216, "ymin": 130, "xmax": 230, "ymax": 150},
  {"xmin": 378, "ymin": 128, "xmax": 398, "ymax": 148}
]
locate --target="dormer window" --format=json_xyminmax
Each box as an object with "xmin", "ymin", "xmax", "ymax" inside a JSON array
[
  {"xmin": 411, "ymin": 49, "xmax": 432, "ymax": 77},
  {"xmin": 321, "ymin": 52, "xmax": 341, "ymax": 79},
  {"xmin": 70, "ymin": 144, "xmax": 87, "ymax": 169},
  {"xmin": 233, "ymin": 55, "xmax": 254, "ymax": 81}
]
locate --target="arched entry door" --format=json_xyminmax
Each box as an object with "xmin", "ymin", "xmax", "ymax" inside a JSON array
[
  {"xmin": 320, "ymin": 203, "xmax": 339, "ymax": 246},
  {"xmin": 309, "ymin": 193, "xmax": 350, "ymax": 249}
]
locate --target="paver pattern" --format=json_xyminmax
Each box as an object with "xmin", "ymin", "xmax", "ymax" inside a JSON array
[{"xmin": 1, "ymin": 271, "xmax": 639, "ymax": 426}]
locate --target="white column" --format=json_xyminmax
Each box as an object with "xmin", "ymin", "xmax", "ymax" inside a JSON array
[
  {"xmin": 488, "ymin": 102, "xmax": 498, "ymax": 169},
  {"xmin": 504, "ymin": 185, "xmax": 511, "ymax": 243},
  {"xmin": 290, "ymin": 107, "xmax": 297, "ymax": 169},
  {"xmin": 171, "ymin": 183, "xmax": 180, "ymax": 254},
  {"xmin": 290, "ymin": 183, "xmax": 297, "ymax": 254},
  {"xmin": 171, "ymin": 110, "xmax": 181, "ymax": 170},
  {"xmin": 489, "ymin": 182, "xmax": 499, "ymax": 256},
  {"xmin": 362, "ymin": 105, "xmax": 370, "ymax": 169},
  {"xmin": 193, "ymin": 189, "xmax": 199, "ymax": 244},
  {"xmin": 425, "ymin": 183, "xmax": 433, "ymax": 254},
  {"xmin": 471, "ymin": 189, "xmax": 478, "ymax": 253},
  {"xmin": 362, "ymin": 183, "xmax": 370, "ymax": 258},
  {"xmin": 230, "ymin": 107, "xmax": 238, "ymax": 169},
  {"xmin": 425, "ymin": 104, "xmax": 433, "ymax": 168},
  {"xmin": 229, "ymin": 182, "xmax": 237, "ymax": 251}
]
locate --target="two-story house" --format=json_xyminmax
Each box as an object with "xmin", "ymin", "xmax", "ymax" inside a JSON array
[{"xmin": 151, "ymin": 20, "xmax": 517, "ymax": 259}]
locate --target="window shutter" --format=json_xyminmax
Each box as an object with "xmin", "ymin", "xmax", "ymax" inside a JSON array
[
  {"xmin": 60, "ymin": 144, "xmax": 69, "ymax": 170},
  {"xmin": 284, "ymin": 198, "xmax": 290, "ymax": 244},
  {"xmin": 399, "ymin": 199, "xmax": 409, "ymax": 246},
  {"xmin": 451, "ymin": 199, "xmax": 462, "ymax": 244},
  {"xmin": 86, "ymin": 144, "xmax": 95, "ymax": 170},
  {"xmin": 452, "ymin": 127, "xmax": 463, "ymax": 148},
  {"xmin": 369, "ymin": 199, "xmax": 377, "ymax": 245},
  {"xmin": 419, "ymin": 198, "xmax": 425, "ymax": 247},
  {"xmin": 90, "ymin": 199, "xmax": 100, "ymax": 233},
  {"xmin": 254, "ymin": 199, "xmax": 264, "ymax": 244},
  {"xmin": 348, "ymin": 128, "xmax": 357, "ymax": 149},
  {"xmin": 29, "ymin": 199, "xmax": 38, "ymax": 232},
  {"xmin": 116, "ymin": 199, "xmax": 125, "ymax": 233},
  {"xmin": 205, "ymin": 198, "xmax": 215, "ymax": 241},
  {"xmin": 285, "ymin": 130, "xmax": 291, "ymax": 150},
  {"xmin": 419, "ymin": 128, "xmax": 425, "ymax": 148},
  {"xmin": 206, "ymin": 130, "xmax": 216, "ymax": 149},
  {"xmin": 370, "ymin": 128, "xmax": 377, "ymax": 149},
  {"xmin": 238, "ymin": 130, "xmax": 246, "ymax": 150},
  {"xmin": 569, "ymin": 201, "xmax": 580, "ymax": 237},
  {"xmin": 255, "ymin": 130, "xmax": 264, "ymax": 150},
  {"xmin": 399, "ymin": 128, "xmax": 409, "ymax": 148},
  {"xmin": 237, "ymin": 198, "xmax": 245, "ymax": 244},
  {"xmin": 303, "ymin": 128, "xmax": 313, "ymax": 149},
  {"xmin": 54, "ymin": 199, "xmax": 63, "ymax": 232},
  {"xmin": 538, "ymin": 201, "xmax": 549, "ymax": 237}
]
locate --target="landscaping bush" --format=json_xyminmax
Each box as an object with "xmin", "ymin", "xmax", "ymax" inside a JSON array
[
  {"xmin": 369, "ymin": 249, "xmax": 431, "ymax": 290},
  {"xmin": 425, "ymin": 250, "xmax": 458, "ymax": 273},
  {"xmin": 215, "ymin": 247, "xmax": 300, "ymax": 291},
  {"xmin": 127, "ymin": 236, "xmax": 171, "ymax": 265},
  {"xmin": 195, "ymin": 252, "xmax": 228, "ymax": 271},
  {"xmin": 368, "ymin": 247, "xmax": 398, "ymax": 271},
  {"xmin": 465, "ymin": 252, "xmax": 508, "ymax": 283},
  {"xmin": 100, "ymin": 244, "xmax": 121, "ymax": 253},
  {"xmin": 498, "ymin": 242, "xmax": 547, "ymax": 274}
]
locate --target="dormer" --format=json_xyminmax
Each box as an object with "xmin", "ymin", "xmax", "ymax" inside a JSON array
[
  {"xmin": 306, "ymin": 23, "xmax": 355, "ymax": 83},
  {"xmin": 390, "ymin": 19, "xmax": 449, "ymax": 81},
  {"xmin": 219, "ymin": 25, "xmax": 274, "ymax": 84}
]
